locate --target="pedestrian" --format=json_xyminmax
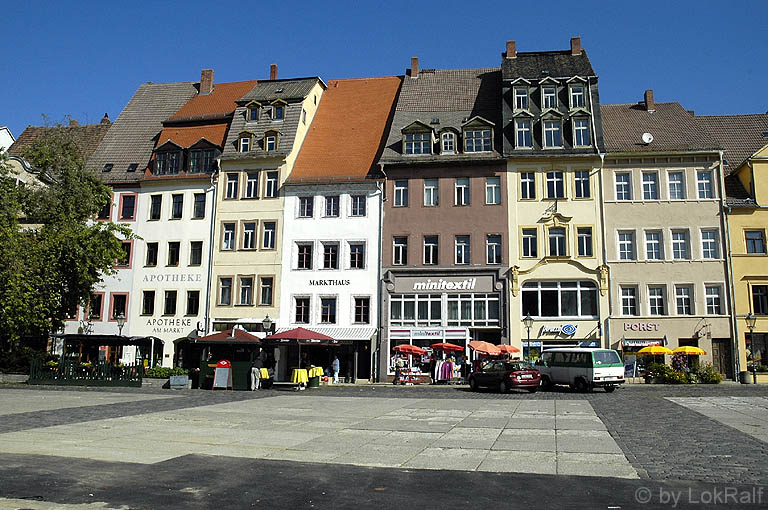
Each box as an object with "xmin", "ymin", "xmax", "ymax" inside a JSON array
[
  {"xmin": 394, "ymin": 356, "xmax": 405, "ymax": 385},
  {"xmin": 250, "ymin": 354, "xmax": 264, "ymax": 391},
  {"xmin": 332, "ymin": 355, "xmax": 340, "ymax": 384}
]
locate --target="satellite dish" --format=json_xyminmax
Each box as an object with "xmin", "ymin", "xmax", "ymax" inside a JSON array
[{"xmin": 642, "ymin": 132, "xmax": 654, "ymax": 144}]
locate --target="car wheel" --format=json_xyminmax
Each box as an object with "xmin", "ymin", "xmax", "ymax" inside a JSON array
[
  {"xmin": 469, "ymin": 377, "xmax": 478, "ymax": 391},
  {"xmin": 499, "ymin": 380, "xmax": 508, "ymax": 394},
  {"xmin": 540, "ymin": 376, "xmax": 552, "ymax": 390},
  {"xmin": 605, "ymin": 385, "xmax": 616, "ymax": 393},
  {"xmin": 574, "ymin": 378, "xmax": 589, "ymax": 393},
  {"xmin": 527, "ymin": 387, "xmax": 538, "ymax": 393}
]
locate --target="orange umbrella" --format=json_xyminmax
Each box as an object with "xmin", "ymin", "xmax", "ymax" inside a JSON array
[
  {"xmin": 393, "ymin": 344, "xmax": 427, "ymax": 356},
  {"xmin": 497, "ymin": 344, "xmax": 521, "ymax": 354},
  {"xmin": 468, "ymin": 340, "xmax": 501, "ymax": 356},
  {"xmin": 430, "ymin": 342, "xmax": 465, "ymax": 352}
]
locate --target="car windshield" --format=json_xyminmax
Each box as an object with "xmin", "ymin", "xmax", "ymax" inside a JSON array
[{"xmin": 593, "ymin": 351, "xmax": 621, "ymax": 365}]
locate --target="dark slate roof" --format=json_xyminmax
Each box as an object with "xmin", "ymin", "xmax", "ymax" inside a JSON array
[
  {"xmin": 379, "ymin": 67, "xmax": 504, "ymax": 165},
  {"xmin": 86, "ymin": 82, "xmax": 198, "ymax": 184},
  {"xmin": 697, "ymin": 114, "xmax": 768, "ymax": 175},
  {"xmin": 501, "ymin": 50, "xmax": 595, "ymax": 81},
  {"xmin": 238, "ymin": 78, "xmax": 323, "ymax": 103},
  {"xmin": 724, "ymin": 174, "xmax": 756, "ymax": 208},
  {"xmin": 601, "ymin": 102, "xmax": 720, "ymax": 153},
  {"xmin": 9, "ymin": 122, "xmax": 111, "ymax": 162}
]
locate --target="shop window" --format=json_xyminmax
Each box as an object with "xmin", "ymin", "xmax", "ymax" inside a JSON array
[
  {"xmin": 390, "ymin": 294, "xmax": 443, "ymax": 327},
  {"xmin": 447, "ymin": 293, "xmax": 500, "ymax": 327}
]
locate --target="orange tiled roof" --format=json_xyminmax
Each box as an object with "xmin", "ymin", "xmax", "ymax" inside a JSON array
[
  {"xmin": 290, "ymin": 76, "xmax": 401, "ymax": 181},
  {"xmin": 156, "ymin": 123, "xmax": 229, "ymax": 149},
  {"xmin": 166, "ymin": 80, "xmax": 258, "ymax": 121}
]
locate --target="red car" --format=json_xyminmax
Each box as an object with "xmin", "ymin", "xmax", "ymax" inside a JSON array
[{"xmin": 469, "ymin": 361, "xmax": 541, "ymax": 393}]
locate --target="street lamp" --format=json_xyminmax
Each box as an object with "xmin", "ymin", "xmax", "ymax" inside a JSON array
[
  {"xmin": 523, "ymin": 314, "xmax": 534, "ymax": 365},
  {"xmin": 262, "ymin": 315, "xmax": 273, "ymax": 333},
  {"xmin": 745, "ymin": 313, "xmax": 757, "ymax": 384},
  {"xmin": 116, "ymin": 313, "xmax": 126, "ymax": 337}
]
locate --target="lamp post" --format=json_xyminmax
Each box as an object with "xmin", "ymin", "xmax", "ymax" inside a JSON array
[
  {"xmin": 262, "ymin": 315, "xmax": 273, "ymax": 334},
  {"xmin": 745, "ymin": 313, "xmax": 757, "ymax": 384},
  {"xmin": 116, "ymin": 313, "xmax": 126, "ymax": 337},
  {"xmin": 523, "ymin": 314, "xmax": 534, "ymax": 365}
]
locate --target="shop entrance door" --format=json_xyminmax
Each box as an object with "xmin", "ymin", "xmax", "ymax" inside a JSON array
[{"xmin": 711, "ymin": 338, "xmax": 732, "ymax": 379}]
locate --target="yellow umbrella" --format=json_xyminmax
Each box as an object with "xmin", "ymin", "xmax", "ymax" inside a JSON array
[
  {"xmin": 637, "ymin": 346, "xmax": 673, "ymax": 355},
  {"xmin": 672, "ymin": 346, "xmax": 707, "ymax": 355}
]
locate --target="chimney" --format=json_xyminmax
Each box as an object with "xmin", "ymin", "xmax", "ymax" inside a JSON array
[
  {"xmin": 270, "ymin": 64, "xmax": 278, "ymax": 80},
  {"xmin": 506, "ymin": 40, "xmax": 517, "ymax": 59},
  {"xmin": 101, "ymin": 113, "xmax": 111, "ymax": 125},
  {"xmin": 644, "ymin": 89, "xmax": 655, "ymax": 112},
  {"xmin": 200, "ymin": 69, "xmax": 214, "ymax": 95},
  {"xmin": 410, "ymin": 57, "xmax": 419, "ymax": 78},
  {"xmin": 69, "ymin": 119, "xmax": 79, "ymax": 126},
  {"xmin": 570, "ymin": 37, "xmax": 582, "ymax": 55}
]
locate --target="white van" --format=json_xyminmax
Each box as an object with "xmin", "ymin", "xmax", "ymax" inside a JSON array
[{"xmin": 535, "ymin": 348, "xmax": 624, "ymax": 392}]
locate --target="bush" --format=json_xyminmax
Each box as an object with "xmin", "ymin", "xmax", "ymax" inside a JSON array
[
  {"xmin": 645, "ymin": 362, "xmax": 671, "ymax": 382},
  {"xmin": 144, "ymin": 366, "xmax": 188, "ymax": 379},
  {"xmin": 697, "ymin": 363, "xmax": 723, "ymax": 384},
  {"xmin": 664, "ymin": 370, "xmax": 691, "ymax": 384},
  {"xmin": 0, "ymin": 347, "xmax": 50, "ymax": 374}
]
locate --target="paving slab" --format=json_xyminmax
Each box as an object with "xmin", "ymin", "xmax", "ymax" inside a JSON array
[
  {"xmin": 505, "ymin": 417, "xmax": 556, "ymax": 429},
  {"xmin": 338, "ymin": 443, "xmax": 424, "ymax": 467},
  {"xmin": 555, "ymin": 430, "xmax": 624, "ymax": 454},
  {"xmin": 492, "ymin": 429, "xmax": 556, "ymax": 452},
  {"xmin": 477, "ymin": 450, "xmax": 556, "ymax": 474},
  {"xmin": 432, "ymin": 427, "xmax": 501, "ymax": 449},
  {"xmin": 557, "ymin": 452, "xmax": 639, "ymax": 478},
  {"xmin": 402, "ymin": 447, "xmax": 488, "ymax": 471}
]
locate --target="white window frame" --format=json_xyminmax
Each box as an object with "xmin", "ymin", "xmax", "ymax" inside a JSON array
[
  {"xmin": 265, "ymin": 135, "xmax": 276, "ymax": 151},
  {"xmin": 404, "ymin": 132, "xmax": 431, "ymax": 155},
  {"xmin": 618, "ymin": 231, "xmax": 636, "ymax": 260},
  {"xmin": 394, "ymin": 180, "xmax": 409, "ymax": 207},
  {"xmin": 245, "ymin": 172, "xmax": 259, "ymax": 199},
  {"xmin": 324, "ymin": 195, "xmax": 340, "ymax": 218},
  {"xmin": 522, "ymin": 228, "xmax": 538, "ymax": 258},
  {"xmin": 485, "ymin": 176, "xmax": 501, "ymax": 205},
  {"xmin": 574, "ymin": 170, "xmax": 590, "ymax": 198},
  {"xmin": 546, "ymin": 171, "xmax": 565, "ymax": 199},
  {"xmin": 573, "ymin": 118, "xmax": 590, "ymax": 147},
  {"xmin": 648, "ymin": 286, "xmax": 666, "ymax": 316},
  {"xmin": 672, "ymin": 230, "xmax": 690, "ymax": 260},
  {"xmin": 298, "ymin": 196, "xmax": 314, "ymax": 218},
  {"xmin": 615, "ymin": 172, "xmax": 632, "ymax": 200},
  {"xmin": 464, "ymin": 129, "xmax": 492, "ymax": 153},
  {"xmin": 514, "ymin": 87, "xmax": 529, "ymax": 110},
  {"xmin": 675, "ymin": 285, "xmax": 694, "ymax": 315},
  {"xmin": 239, "ymin": 276, "xmax": 254, "ymax": 306},
  {"xmin": 621, "ymin": 286, "xmax": 639, "ymax": 316},
  {"xmin": 222, "ymin": 223, "xmax": 235, "ymax": 251},
  {"xmin": 264, "ymin": 171, "xmax": 278, "ymax": 198},
  {"xmin": 262, "ymin": 222, "xmax": 276, "ymax": 250},
  {"xmin": 441, "ymin": 132, "xmax": 455, "ymax": 154},
  {"xmin": 455, "ymin": 178, "xmax": 470, "ymax": 206},
  {"xmin": 455, "ymin": 235, "xmax": 470, "ymax": 265},
  {"xmin": 548, "ymin": 227, "xmax": 567, "ymax": 257},
  {"xmin": 542, "ymin": 86, "xmax": 557, "ymax": 109},
  {"xmin": 701, "ymin": 229, "xmax": 719, "ymax": 259},
  {"xmin": 543, "ymin": 120, "xmax": 562, "ymax": 148},
  {"xmin": 697, "ymin": 170, "xmax": 714, "ymax": 199},
  {"xmin": 569, "ymin": 85, "xmax": 585, "ymax": 108},
  {"xmin": 668, "ymin": 171, "xmax": 686, "ymax": 200},
  {"xmin": 225, "ymin": 173, "xmax": 239, "ymax": 199},
  {"xmin": 642, "ymin": 171, "xmax": 659, "ymax": 200},
  {"xmin": 423, "ymin": 236, "xmax": 438, "ymax": 265},
  {"xmin": 577, "ymin": 227, "xmax": 593, "ymax": 257},
  {"xmin": 520, "ymin": 172, "xmax": 536, "ymax": 199},
  {"xmin": 515, "ymin": 119, "xmax": 532, "ymax": 149},
  {"xmin": 393, "ymin": 237, "xmax": 408, "ymax": 265},
  {"xmin": 705, "ymin": 285, "xmax": 723, "ymax": 315},
  {"xmin": 645, "ymin": 230, "xmax": 663, "ymax": 260},
  {"xmin": 486, "ymin": 234, "xmax": 502, "ymax": 264},
  {"xmin": 242, "ymin": 222, "xmax": 256, "ymax": 249},
  {"xmin": 239, "ymin": 137, "xmax": 250, "ymax": 153},
  {"xmin": 424, "ymin": 179, "xmax": 439, "ymax": 207}
]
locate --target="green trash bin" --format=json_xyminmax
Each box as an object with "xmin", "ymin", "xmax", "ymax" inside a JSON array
[{"xmin": 308, "ymin": 376, "xmax": 320, "ymax": 388}]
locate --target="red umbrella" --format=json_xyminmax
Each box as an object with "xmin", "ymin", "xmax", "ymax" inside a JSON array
[
  {"xmin": 264, "ymin": 327, "xmax": 337, "ymax": 366},
  {"xmin": 497, "ymin": 344, "xmax": 521, "ymax": 354},
  {"xmin": 393, "ymin": 344, "xmax": 427, "ymax": 356},
  {"xmin": 468, "ymin": 340, "xmax": 501, "ymax": 356},
  {"xmin": 430, "ymin": 342, "xmax": 465, "ymax": 352},
  {"xmin": 194, "ymin": 328, "xmax": 261, "ymax": 344}
]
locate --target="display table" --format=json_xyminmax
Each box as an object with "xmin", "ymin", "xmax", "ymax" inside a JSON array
[
  {"xmin": 397, "ymin": 367, "xmax": 421, "ymax": 385},
  {"xmin": 259, "ymin": 368, "xmax": 269, "ymax": 379},
  {"xmin": 291, "ymin": 368, "xmax": 308, "ymax": 385}
]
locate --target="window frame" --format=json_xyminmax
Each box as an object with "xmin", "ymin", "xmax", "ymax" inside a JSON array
[
  {"xmin": 645, "ymin": 230, "xmax": 663, "ymax": 260},
  {"xmin": 572, "ymin": 118, "xmax": 590, "ymax": 147},
  {"xmin": 394, "ymin": 180, "xmax": 409, "ymax": 207},
  {"xmin": 171, "ymin": 193, "xmax": 183, "ymax": 220},
  {"xmin": 574, "ymin": 170, "xmax": 591, "ymax": 199},
  {"xmin": 515, "ymin": 119, "xmax": 533, "ymax": 149},
  {"xmin": 671, "ymin": 229, "xmax": 690, "ymax": 260},
  {"xmin": 485, "ymin": 176, "xmax": 501, "ymax": 205},
  {"xmin": 620, "ymin": 286, "xmax": 639, "ymax": 316},
  {"xmin": 675, "ymin": 285, "xmax": 694, "ymax": 315},
  {"xmin": 424, "ymin": 179, "xmax": 439, "ymax": 207},
  {"xmin": 705, "ymin": 285, "xmax": 723, "ymax": 315},
  {"xmin": 349, "ymin": 242, "xmax": 366, "ymax": 269},
  {"xmin": 576, "ymin": 226, "xmax": 593, "ymax": 258},
  {"xmin": 298, "ymin": 196, "xmax": 314, "ymax": 218},
  {"xmin": 261, "ymin": 221, "xmax": 276, "ymax": 250},
  {"xmin": 701, "ymin": 229, "xmax": 719, "ymax": 259},
  {"xmin": 648, "ymin": 286, "xmax": 667, "ymax": 316},
  {"xmin": 454, "ymin": 178, "xmax": 470, "ymax": 206},
  {"xmin": 543, "ymin": 119, "xmax": 562, "ymax": 148},
  {"xmin": 244, "ymin": 172, "xmax": 260, "ymax": 199},
  {"xmin": 324, "ymin": 195, "xmax": 340, "ymax": 218},
  {"xmin": 618, "ymin": 231, "xmax": 636, "ymax": 261},
  {"xmin": 463, "ymin": 128, "xmax": 492, "ymax": 153},
  {"xmin": 264, "ymin": 171, "xmax": 279, "ymax": 198},
  {"xmin": 486, "ymin": 234, "xmax": 502, "ymax": 264},
  {"xmin": 350, "ymin": 195, "xmax": 366, "ymax": 216},
  {"xmin": 423, "ymin": 235, "xmax": 438, "ymax": 265},
  {"xmin": 521, "ymin": 227, "xmax": 538, "ymax": 258},
  {"xmin": 545, "ymin": 171, "xmax": 565, "ymax": 199},
  {"xmin": 225, "ymin": 173, "xmax": 239, "ymax": 200},
  {"xmin": 297, "ymin": 243, "xmax": 313, "ymax": 270},
  {"xmin": 520, "ymin": 172, "xmax": 536, "ymax": 200},
  {"xmin": 668, "ymin": 171, "xmax": 686, "ymax": 200},
  {"xmin": 238, "ymin": 276, "xmax": 254, "ymax": 306},
  {"xmin": 697, "ymin": 170, "xmax": 714, "ymax": 199},
  {"xmin": 259, "ymin": 276, "xmax": 274, "ymax": 306},
  {"xmin": 221, "ymin": 222, "xmax": 236, "ymax": 251},
  {"xmin": 441, "ymin": 132, "xmax": 456, "ymax": 154},
  {"xmin": 218, "ymin": 277, "xmax": 233, "ymax": 306},
  {"xmin": 393, "ymin": 236, "xmax": 408, "ymax": 266},
  {"xmin": 404, "ymin": 131, "xmax": 432, "ymax": 155},
  {"xmin": 745, "ymin": 230, "xmax": 767, "ymax": 254},
  {"xmin": 294, "ymin": 296, "xmax": 311, "ymax": 324},
  {"xmin": 642, "ymin": 171, "xmax": 660, "ymax": 200}
]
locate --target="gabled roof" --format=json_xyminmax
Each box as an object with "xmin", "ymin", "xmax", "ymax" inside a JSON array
[
  {"xmin": 166, "ymin": 80, "xmax": 257, "ymax": 123},
  {"xmin": 155, "ymin": 123, "xmax": 229, "ymax": 149},
  {"xmin": 239, "ymin": 78, "xmax": 324, "ymax": 103},
  {"xmin": 290, "ymin": 76, "xmax": 401, "ymax": 182},
  {"xmin": 601, "ymin": 102, "xmax": 720, "ymax": 153},
  {"xmin": 697, "ymin": 113, "xmax": 768, "ymax": 174},
  {"xmin": 502, "ymin": 50, "xmax": 595, "ymax": 81},
  {"xmin": 9, "ymin": 122, "xmax": 111, "ymax": 162}
]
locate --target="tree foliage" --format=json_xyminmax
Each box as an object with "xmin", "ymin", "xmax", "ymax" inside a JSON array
[{"xmin": 0, "ymin": 125, "xmax": 133, "ymax": 352}]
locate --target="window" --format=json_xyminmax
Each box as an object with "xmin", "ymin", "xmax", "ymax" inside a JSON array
[
  {"xmin": 226, "ymin": 173, "xmax": 239, "ymax": 199},
  {"xmin": 189, "ymin": 149, "xmax": 215, "ymax": 173},
  {"xmin": 648, "ymin": 286, "xmax": 666, "ymax": 316},
  {"xmin": 577, "ymin": 227, "xmax": 593, "ymax": 257},
  {"xmin": 351, "ymin": 195, "xmax": 366, "ymax": 216},
  {"xmin": 487, "ymin": 234, "xmax": 502, "ymax": 264},
  {"xmin": 464, "ymin": 129, "xmax": 492, "ymax": 152},
  {"xmin": 295, "ymin": 297, "xmax": 310, "ymax": 323},
  {"xmin": 573, "ymin": 119, "xmax": 590, "ymax": 147},
  {"xmin": 321, "ymin": 298, "xmax": 337, "ymax": 323},
  {"xmin": 455, "ymin": 178, "xmax": 470, "ymax": 206},
  {"xmin": 350, "ymin": 243, "xmax": 365, "ymax": 269},
  {"xmin": 521, "ymin": 172, "xmax": 535, "ymax": 199},
  {"xmin": 354, "ymin": 297, "xmax": 370, "ymax": 324},
  {"xmin": 424, "ymin": 179, "xmax": 439, "ymax": 206},
  {"xmin": 515, "ymin": 119, "xmax": 532, "ymax": 148},
  {"xmin": 455, "ymin": 236, "xmax": 470, "ymax": 264},
  {"xmin": 87, "ymin": 294, "xmax": 103, "ymax": 321},
  {"xmin": 149, "ymin": 195, "xmax": 162, "ymax": 220},
  {"xmin": 391, "ymin": 294, "xmax": 444, "ymax": 326},
  {"xmin": 514, "ymin": 87, "xmax": 529, "ymax": 109},
  {"xmin": 299, "ymin": 197, "xmax": 314, "ymax": 218},
  {"xmin": 701, "ymin": 230, "xmax": 719, "ymax": 259},
  {"xmin": 645, "ymin": 231, "xmax": 663, "ymax": 260},
  {"xmin": 187, "ymin": 291, "xmax": 200, "ymax": 315},
  {"xmin": 543, "ymin": 87, "xmax": 557, "ymax": 108},
  {"xmin": 546, "ymin": 171, "xmax": 565, "ymax": 199},
  {"xmin": 142, "ymin": 291, "xmax": 155, "ymax": 316},
  {"xmin": 239, "ymin": 277, "xmax": 253, "ymax": 305},
  {"xmin": 323, "ymin": 243, "xmax": 339, "ymax": 269},
  {"xmin": 675, "ymin": 285, "xmax": 694, "ymax": 315},
  {"xmin": 260, "ymin": 277, "xmax": 273, "ymax": 306},
  {"xmin": 262, "ymin": 222, "xmax": 276, "ymax": 250},
  {"xmin": 272, "ymin": 104, "xmax": 284, "ymax": 120},
  {"xmin": 164, "ymin": 290, "xmax": 177, "ymax": 316},
  {"xmin": 222, "ymin": 223, "xmax": 235, "ymax": 251},
  {"xmin": 424, "ymin": 236, "xmax": 438, "ymax": 265},
  {"xmin": 394, "ymin": 180, "xmax": 409, "ymax": 207},
  {"xmin": 441, "ymin": 132, "xmax": 455, "ymax": 154},
  {"xmin": 219, "ymin": 278, "xmax": 232, "ymax": 306},
  {"xmin": 574, "ymin": 171, "xmax": 590, "ymax": 198},
  {"xmin": 145, "ymin": 242, "xmax": 158, "ymax": 266},
  {"xmin": 118, "ymin": 241, "xmax": 132, "ymax": 267},
  {"xmin": 248, "ymin": 106, "xmax": 259, "ymax": 122},
  {"xmin": 618, "ymin": 231, "xmax": 636, "ymax": 260},
  {"xmin": 156, "ymin": 151, "xmax": 180, "ymax": 174},
  {"xmin": 97, "ymin": 197, "xmax": 111, "ymax": 220},
  {"xmin": 190, "ymin": 241, "xmax": 203, "ymax": 266},
  {"xmin": 111, "ymin": 294, "xmax": 127, "ymax": 320},
  {"xmin": 193, "ymin": 193, "xmax": 206, "ymax": 219},
  {"xmin": 245, "ymin": 172, "xmax": 259, "ymax": 199},
  {"xmin": 549, "ymin": 227, "xmax": 567, "ymax": 257},
  {"xmin": 239, "ymin": 137, "xmax": 250, "ymax": 152},
  {"xmin": 746, "ymin": 230, "xmax": 766, "ymax": 254},
  {"xmin": 242, "ymin": 222, "xmax": 256, "ymax": 249},
  {"xmin": 485, "ymin": 177, "xmax": 501, "ymax": 205},
  {"xmin": 297, "ymin": 243, "xmax": 313, "ymax": 270},
  {"xmin": 642, "ymin": 172, "xmax": 659, "ymax": 200},
  {"xmin": 325, "ymin": 196, "xmax": 340, "ymax": 217},
  {"xmin": 171, "ymin": 194, "xmax": 183, "ymax": 219},
  {"xmin": 697, "ymin": 171, "xmax": 713, "ymax": 199},
  {"xmin": 167, "ymin": 241, "xmax": 180, "ymax": 266},
  {"xmin": 615, "ymin": 172, "xmax": 632, "ymax": 200},
  {"xmin": 543, "ymin": 120, "xmax": 562, "ymax": 147},
  {"xmin": 672, "ymin": 230, "xmax": 689, "ymax": 259},
  {"xmin": 265, "ymin": 135, "xmax": 276, "ymax": 151},
  {"xmin": 706, "ymin": 286, "xmax": 722, "ymax": 315},
  {"xmin": 264, "ymin": 171, "xmax": 278, "ymax": 198},
  {"xmin": 570, "ymin": 86, "xmax": 585, "ymax": 108},
  {"xmin": 448, "ymin": 293, "xmax": 501, "ymax": 327},
  {"xmin": 621, "ymin": 287, "xmax": 638, "ymax": 316},
  {"xmin": 521, "ymin": 281, "xmax": 598, "ymax": 318},
  {"xmin": 404, "ymin": 132, "xmax": 431, "ymax": 155},
  {"xmin": 752, "ymin": 285, "xmax": 768, "ymax": 315},
  {"xmin": 120, "ymin": 194, "xmax": 136, "ymax": 220},
  {"xmin": 668, "ymin": 172, "xmax": 685, "ymax": 200},
  {"xmin": 393, "ymin": 237, "xmax": 408, "ymax": 265},
  {"xmin": 522, "ymin": 228, "xmax": 538, "ymax": 258}
]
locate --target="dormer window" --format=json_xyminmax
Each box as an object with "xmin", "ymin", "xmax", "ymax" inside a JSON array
[
  {"xmin": 239, "ymin": 136, "xmax": 251, "ymax": 152},
  {"xmin": 543, "ymin": 120, "xmax": 562, "ymax": 148},
  {"xmin": 272, "ymin": 104, "xmax": 284, "ymax": 120},
  {"xmin": 190, "ymin": 149, "xmax": 216, "ymax": 173},
  {"xmin": 248, "ymin": 107, "xmax": 259, "ymax": 121},
  {"xmin": 156, "ymin": 151, "xmax": 180, "ymax": 175},
  {"xmin": 464, "ymin": 129, "xmax": 492, "ymax": 153},
  {"xmin": 514, "ymin": 87, "xmax": 529, "ymax": 110},
  {"xmin": 404, "ymin": 132, "xmax": 431, "ymax": 155},
  {"xmin": 543, "ymin": 87, "xmax": 557, "ymax": 109},
  {"xmin": 570, "ymin": 86, "xmax": 586, "ymax": 108},
  {"xmin": 515, "ymin": 119, "xmax": 532, "ymax": 149},
  {"xmin": 264, "ymin": 130, "xmax": 278, "ymax": 151},
  {"xmin": 441, "ymin": 132, "xmax": 456, "ymax": 154},
  {"xmin": 573, "ymin": 118, "xmax": 591, "ymax": 147}
]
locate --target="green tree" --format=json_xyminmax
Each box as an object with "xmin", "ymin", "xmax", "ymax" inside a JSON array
[{"xmin": 0, "ymin": 125, "xmax": 133, "ymax": 356}]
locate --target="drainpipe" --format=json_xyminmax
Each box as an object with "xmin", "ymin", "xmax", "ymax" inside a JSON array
[
  {"xmin": 374, "ymin": 163, "xmax": 387, "ymax": 382},
  {"xmin": 203, "ymin": 167, "xmax": 219, "ymax": 335},
  {"xmin": 721, "ymin": 151, "xmax": 741, "ymax": 380}
]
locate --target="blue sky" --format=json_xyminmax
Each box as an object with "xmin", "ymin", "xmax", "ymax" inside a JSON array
[{"xmin": 3, "ymin": 0, "xmax": 766, "ymax": 138}]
